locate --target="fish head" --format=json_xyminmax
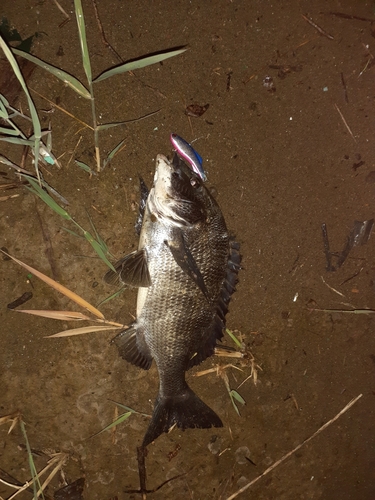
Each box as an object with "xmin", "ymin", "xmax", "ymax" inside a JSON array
[{"xmin": 150, "ymin": 154, "xmax": 209, "ymax": 227}]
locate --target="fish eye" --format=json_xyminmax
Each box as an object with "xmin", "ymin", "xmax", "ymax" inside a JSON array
[{"xmin": 190, "ymin": 177, "xmax": 198, "ymax": 187}]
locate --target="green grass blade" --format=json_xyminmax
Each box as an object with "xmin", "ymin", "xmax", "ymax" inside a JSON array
[
  {"xmin": 228, "ymin": 392, "xmax": 240, "ymax": 416},
  {"xmin": 86, "ymin": 209, "xmax": 109, "ymax": 254},
  {"xmin": 25, "ymin": 177, "xmax": 72, "ymax": 220},
  {"xmin": 95, "ymin": 411, "xmax": 133, "ymax": 436},
  {"xmin": 230, "ymin": 390, "xmax": 246, "ymax": 405},
  {"xmin": 0, "ymin": 155, "xmax": 22, "ymax": 169},
  {"xmin": 75, "ymin": 159, "xmax": 95, "ymax": 175},
  {"xmin": 0, "ymin": 126, "xmax": 21, "ymax": 136},
  {"xmin": 94, "ymin": 47, "xmax": 187, "ymax": 83},
  {"xmin": 103, "ymin": 138, "xmax": 126, "ymax": 168},
  {"xmin": 82, "ymin": 230, "xmax": 116, "ymax": 272},
  {"xmin": 225, "ymin": 328, "xmax": 243, "ymax": 349},
  {"xmin": 96, "ymin": 287, "xmax": 125, "ymax": 307},
  {"xmin": 0, "ymin": 96, "xmax": 8, "ymax": 118},
  {"xmin": 108, "ymin": 399, "xmax": 151, "ymax": 418},
  {"xmin": 0, "ymin": 136, "xmax": 35, "ymax": 146},
  {"xmin": 97, "ymin": 109, "xmax": 161, "ymax": 131},
  {"xmin": 19, "ymin": 420, "xmax": 45, "ymax": 500},
  {"xmin": 74, "ymin": 0, "xmax": 92, "ymax": 84},
  {"xmin": 60, "ymin": 227, "xmax": 83, "ymax": 238},
  {"xmin": 12, "ymin": 47, "xmax": 91, "ymax": 99},
  {"xmin": 0, "ymin": 35, "xmax": 42, "ymax": 182},
  {"xmin": 0, "ymin": 93, "xmax": 10, "ymax": 108}
]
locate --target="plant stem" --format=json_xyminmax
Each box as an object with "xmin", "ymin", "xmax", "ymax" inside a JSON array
[{"xmin": 88, "ymin": 80, "xmax": 101, "ymax": 171}]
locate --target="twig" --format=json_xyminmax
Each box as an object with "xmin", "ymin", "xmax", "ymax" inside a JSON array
[
  {"xmin": 302, "ymin": 14, "xmax": 334, "ymax": 40},
  {"xmin": 226, "ymin": 394, "xmax": 362, "ymax": 499},
  {"xmin": 321, "ymin": 223, "xmax": 335, "ymax": 272},
  {"xmin": 310, "ymin": 308, "xmax": 375, "ymax": 315},
  {"xmin": 91, "ymin": 0, "xmax": 123, "ymax": 63},
  {"xmin": 321, "ymin": 275, "xmax": 345, "ymax": 297},
  {"xmin": 340, "ymin": 267, "xmax": 363, "ymax": 286},
  {"xmin": 51, "ymin": 0, "xmax": 70, "ymax": 22},
  {"xmin": 35, "ymin": 200, "xmax": 60, "ymax": 281},
  {"xmin": 334, "ymin": 104, "xmax": 356, "ymax": 142},
  {"xmin": 327, "ymin": 12, "xmax": 375, "ymax": 23},
  {"xmin": 340, "ymin": 72, "xmax": 349, "ymax": 103},
  {"xmin": 29, "ymin": 88, "xmax": 92, "ymax": 130}
]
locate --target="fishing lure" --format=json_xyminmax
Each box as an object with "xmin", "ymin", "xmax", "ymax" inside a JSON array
[{"xmin": 170, "ymin": 133, "xmax": 207, "ymax": 182}]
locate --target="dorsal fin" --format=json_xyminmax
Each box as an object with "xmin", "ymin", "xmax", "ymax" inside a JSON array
[{"xmin": 187, "ymin": 239, "xmax": 241, "ymax": 369}]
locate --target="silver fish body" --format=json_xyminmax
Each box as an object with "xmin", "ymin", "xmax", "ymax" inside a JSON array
[{"xmin": 105, "ymin": 153, "xmax": 240, "ymax": 446}]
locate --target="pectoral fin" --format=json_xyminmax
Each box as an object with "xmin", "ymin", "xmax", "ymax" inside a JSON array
[
  {"xmin": 165, "ymin": 230, "xmax": 209, "ymax": 301},
  {"xmin": 104, "ymin": 249, "xmax": 151, "ymax": 287}
]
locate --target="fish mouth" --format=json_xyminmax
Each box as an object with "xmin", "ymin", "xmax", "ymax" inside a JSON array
[{"xmin": 150, "ymin": 154, "xmax": 205, "ymax": 226}]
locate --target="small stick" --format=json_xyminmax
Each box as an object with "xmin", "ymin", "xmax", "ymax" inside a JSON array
[
  {"xmin": 328, "ymin": 12, "xmax": 375, "ymax": 23},
  {"xmin": 321, "ymin": 276, "xmax": 345, "ymax": 298},
  {"xmin": 67, "ymin": 136, "xmax": 83, "ymax": 168},
  {"xmin": 226, "ymin": 394, "xmax": 362, "ymax": 500},
  {"xmin": 341, "ymin": 72, "xmax": 349, "ymax": 103},
  {"xmin": 35, "ymin": 201, "xmax": 60, "ymax": 281},
  {"xmin": 310, "ymin": 308, "xmax": 375, "ymax": 315},
  {"xmin": 51, "ymin": 0, "xmax": 70, "ymax": 23},
  {"xmin": 29, "ymin": 88, "xmax": 92, "ymax": 130},
  {"xmin": 340, "ymin": 267, "xmax": 363, "ymax": 286},
  {"xmin": 302, "ymin": 14, "xmax": 334, "ymax": 40},
  {"xmin": 91, "ymin": 0, "xmax": 123, "ymax": 63},
  {"xmin": 334, "ymin": 104, "xmax": 356, "ymax": 143},
  {"xmin": 321, "ymin": 223, "xmax": 334, "ymax": 272}
]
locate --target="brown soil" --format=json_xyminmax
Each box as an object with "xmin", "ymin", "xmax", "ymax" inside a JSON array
[{"xmin": 1, "ymin": 1, "xmax": 374, "ymax": 499}]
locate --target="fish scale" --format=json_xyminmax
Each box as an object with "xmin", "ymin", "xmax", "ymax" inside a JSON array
[{"xmin": 104, "ymin": 151, "xmax": 240, "ymax": 447}]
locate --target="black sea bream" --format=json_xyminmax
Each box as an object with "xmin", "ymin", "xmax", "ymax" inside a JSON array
[{"xmin": 105, "ymin": 153, "xmax": 240, "ymax": 447}]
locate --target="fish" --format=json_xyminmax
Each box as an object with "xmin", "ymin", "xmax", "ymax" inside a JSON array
[
  {"xmin": 170, "ymin": 133, "xmax": 207, "ymax": 181},
  {"xmin": 104, "ymin": 152, "xmax": 240, "ymax": 447}
]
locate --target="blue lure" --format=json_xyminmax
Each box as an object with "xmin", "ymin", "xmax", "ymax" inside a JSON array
[{"xmin": 170, "ymin": 133, "xmax": 207, "ymax": 182}]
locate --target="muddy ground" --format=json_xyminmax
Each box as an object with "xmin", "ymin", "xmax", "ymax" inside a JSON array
[{"xmin": 0, "ymin": 1, "xmax": 375, "ymax": 499}]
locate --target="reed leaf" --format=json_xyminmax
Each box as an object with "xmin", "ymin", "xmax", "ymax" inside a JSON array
[
  {"xmin": 0, "ymin": 137, "xmax": 34, "ymax": 146},
  {"xmin": 19, "ymin": 420, "xmax": 45, "ymax": 500},
  {"xmin": 97, "ymin": 109, "xmax": 161, "ymax": 131},
  {"xmin": 93, "ymin": 411, "xmax": 132, "ymax": 437},
  {"xmin": 74, "ymin": 0, "xmax": 92, "ymax": 84},
  {"xmin": 1, "ymin": 36, "xmax": 42, "ymax": 182},
  {"xmin": 94, "ymin": 47, "xmax": 187, "ymax": 83},
  {"xmin": 16, "ymin": 310, "xmax": 92, "ymax": 321},
  {"xmin": 1, "ymin": 250, "xmax": 105, "ymax": 319},
  {"xmin": 104, "ymin": 138, "xmax": 126, "ymax": 167},
  {"xmin": 75, "ymin": 159, "xmax": 95, "ymax": 174},
  {"xmin": 0, "ymin": 98, "xmax": 9, "ymax": 118},
  {"xmin": 12, "ymin": 47, "xmax": 91, "ymax": 99},
  {"xmin": 83, "ymin": 230, "xmax": 115, "ymax": 272},
  {"xmin": 0, "ymin": 126, "xmax": 21, "ymax": 136},
  {"xmin": 26, "ymin": 177, "xmax": 72, "ymax": 220},
  {"xmin": 225, "ymin": 328, "xmax": 243, "ymax": 349},
  {"xmin": 46, "ymin": 325, "xmax": 122, "ymax": 338}
]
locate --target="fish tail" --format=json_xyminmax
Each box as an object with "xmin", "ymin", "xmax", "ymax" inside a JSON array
[{"xmin": 142, "ymin": 385, "xmax": 222, "ymax": 447}]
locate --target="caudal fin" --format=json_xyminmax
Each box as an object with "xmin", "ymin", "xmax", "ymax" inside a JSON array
[{"xmin": 142, "ymin": 386, "xmax": 222, "ymax": 447}]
